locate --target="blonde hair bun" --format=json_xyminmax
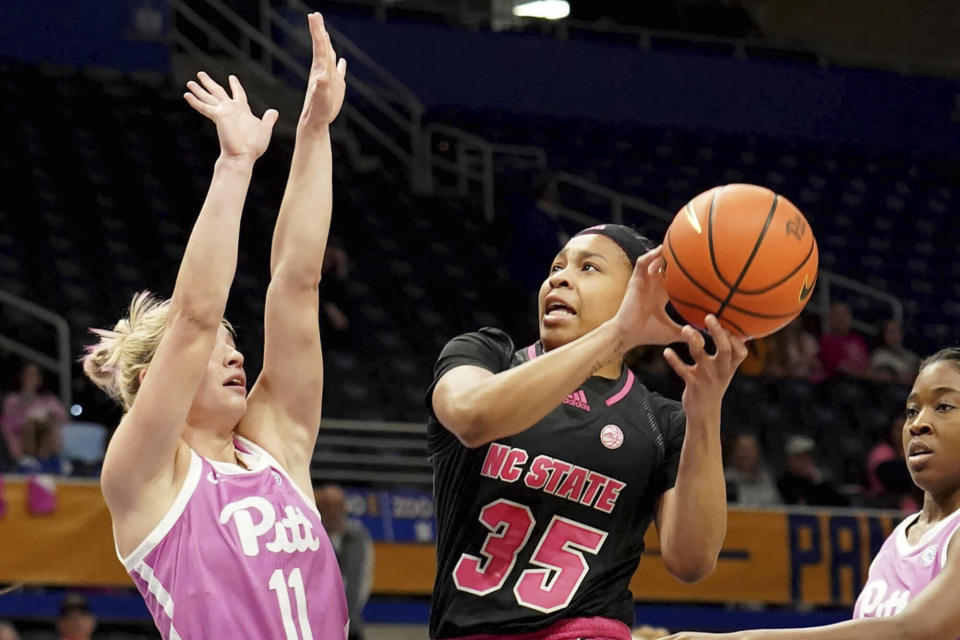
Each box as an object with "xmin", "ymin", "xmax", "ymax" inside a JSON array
[{"xmin": 81, "ymin": 291, "xmax": 171, "ymax": 411}]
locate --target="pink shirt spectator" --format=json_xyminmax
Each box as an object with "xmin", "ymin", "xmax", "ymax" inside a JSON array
[
  {"xmin": 119, "ymin": 436, "xmax": 349, "ymax": 639},
  {"xmin": 1, "ymin": 392, "xmax": 67, "ymax": 458},
  {"xmin": 819, "ymin": 332, "xmax": 870, "ymax": 377},
  {"xmin": 865, "ymin": 442, "xmax": 896, "ymax": 497},
  {"xmin": 854, "ymin": 508, "xmax": 960, "ymax": 623}
]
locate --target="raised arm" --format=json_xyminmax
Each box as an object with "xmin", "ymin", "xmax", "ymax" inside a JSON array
[
  {"xmin": 433, "ymin": 248, "xmax": 676, "ymax": 449},
  {"xmin": 240, "ymin": 13, "xmax": 346, "ymax": 481},
  {"xmin": 663, "ymin": 531, "xmax": 960, "ymax": 640},
  {"xmin": 654, "ymin": 315, "xmax": 747, "ymax": 583},
  {"xmin": 100, "ymin": 74, "xmax": 276, "ymax": 511}
]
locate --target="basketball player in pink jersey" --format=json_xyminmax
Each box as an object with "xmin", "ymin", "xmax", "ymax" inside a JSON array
[
  {"xmin": 664, "ymin": 347, "xmax": 960, "ymax": 640},
  {"xmin": 81, "ymin": 13, "xmax": 349, "ymax": 639}
]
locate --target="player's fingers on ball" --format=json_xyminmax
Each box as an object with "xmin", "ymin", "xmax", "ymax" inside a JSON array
[
  {"xmin": 647, "ymin": 251, "xmax": 666, "ymax": 277},
  {"xmin": 682, "ymin": 324, "xmax": 706, "ymax": 359},
  {"xmin": 705, "ymin": 315, "xmax": 731, "ymax": 358},
  {"xmin": 731, "ymin": 335, "xmax": 749, "ymax": 364},
  {"xmin": 197, "ymin": 71, "xmax": 228, "ymax": 99},
  {"xmin": 636, "ymin": 245, "xmax": 663, "ymax": 273}
]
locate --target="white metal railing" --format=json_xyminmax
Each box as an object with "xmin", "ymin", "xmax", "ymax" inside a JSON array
[
  {"xmin": 0, "ymin": 289, "xmax": 72, "ymax": 407},
  {"xmin": 171, "ymin": 0, "xmax": 547, "ymax": 210},
  {"xmin": 807, "ymin": 271, "xmax": 904, "ymax": 336},
  {"xmin": 313, "ymin": 418, "xmax": 430, "ymax": 487},
  {"xmin": 170, "ymin": 0, "xmax": 427, "ymax": 169},
  {"xmin": 169, "ymin": 0, "xmax": 290, "ymax": 121},
  {"xmin": 547, "ymin": 171, "xmax": 672, "ymax": 226},
  {"xmin": 273, "ymin": 0, "xmax": 426, "ymax": 170},
  {"xmin": 424, "ymin": 123, "xmax": 548, "ymax": 221},
  {"xmin": 542, "ymin": 175, "xmax": 903, "ymax": 335}
]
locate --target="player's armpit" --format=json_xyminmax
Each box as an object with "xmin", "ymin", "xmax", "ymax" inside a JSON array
[{"xmin": 431, "ymin": 365, "xmax": 496, "ymax": 448}]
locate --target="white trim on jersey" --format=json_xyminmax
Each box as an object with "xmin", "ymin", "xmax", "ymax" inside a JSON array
[
  {"xmin": 132, "ymin": 560, "xmax": 175, "ymax": 620},
  {"xmin": 235, "ymin": 435, "xmax": 323, "ymax": 520},
  {"xmin": 894, "ymin": 507, "xmax": 960, "ymax": 559},
  {"xmin": 117, "ymin": 450, "xmax": 204, "ymax": 570}
]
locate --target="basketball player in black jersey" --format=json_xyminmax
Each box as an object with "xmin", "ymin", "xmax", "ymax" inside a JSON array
[{"xmin": 426, "ymin": 224, "xmax": 748, "ymax": 640}]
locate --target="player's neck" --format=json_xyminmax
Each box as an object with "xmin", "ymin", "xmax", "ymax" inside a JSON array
[
  {"xmin": 594, "ymin": 360, "xmax": 623, "ymax": 380},
  {"xmin": 182, "ymin": 425, "xmax": 242, "ymax": 466},
  {"xmin": 920, "ymin": 490, "xmax": 960, "ymax": 524}
]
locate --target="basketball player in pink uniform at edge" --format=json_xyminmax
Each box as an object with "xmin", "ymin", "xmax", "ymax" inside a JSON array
[
  {"xmin": 666, "ymin": 347, "xmax": 960, "ymax": 640},
  {"xmin": 81, "ymin": 13, "xmax": 349, "ymax": 639}
]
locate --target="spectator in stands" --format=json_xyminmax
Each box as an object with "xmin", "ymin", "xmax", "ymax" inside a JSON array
[
  {"xmin": 865, "ymin": 412, "xmax": 921, "ymax": 513},
  {"xmin": 57, "ymin": 593, "xmax": 96, "ymax": 640},
  {"xmin": 1, "ymin": 361, "xmax": 67, "ymax": 462},
  {"xmin": 316, "ymin": 484, "xmax": 374, "ymax": 640},
  {"xmin": 765, "ymin": 317, "xmax": 824, "ymax": 381},
  {"xmin": 16, "ymin": 413, "xmax": 70, "ymax": 475},
  {"xmin": 0, "ymin": 622, "xmax": 20, "ymax": 640},
  {"xmin": 819, "ymin": 302, "xmax": 871, "ymax": 378},
  {"xmin": 870, "ymin": 319, "xmax": 920, "ymax": 384},
  {"xmin": 320, "ymin": 236, "xmax": 351, "ymax": 332},
  {"xmin": 724, "ymin": 432, "xmax": 782, "ymax": 507},
  {"xmin": 777, "ymin": 435, "xmax": 848, "ymax": 506}
]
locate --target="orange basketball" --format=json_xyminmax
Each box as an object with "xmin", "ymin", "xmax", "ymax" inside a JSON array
[{"xmin": 662, "ymin": 184, "xmax": 818, "ymax": 339}]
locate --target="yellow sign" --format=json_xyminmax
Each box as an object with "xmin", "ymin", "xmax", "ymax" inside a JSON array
[{"xmin": 0, "ymin": 478, "xmax": 898, "ymax": 607}]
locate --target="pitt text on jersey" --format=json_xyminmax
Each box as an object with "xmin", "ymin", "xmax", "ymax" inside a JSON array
[
  {"xmin": 219, "ymin": 497, "xmax": 322, "ymax": 557},
  {"xmin": 480, "ymin": 443, "xmax": 627, "ymax": 514}
]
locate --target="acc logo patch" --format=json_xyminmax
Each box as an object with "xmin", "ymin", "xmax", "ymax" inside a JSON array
[{"xmin": 600, "ymin": 424, "xmax": 624, "ymax": 450}]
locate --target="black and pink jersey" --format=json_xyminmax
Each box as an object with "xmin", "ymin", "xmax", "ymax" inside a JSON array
[{"xmin": 426, "ymin": 328, "xmax": 686, "ymax": 639}]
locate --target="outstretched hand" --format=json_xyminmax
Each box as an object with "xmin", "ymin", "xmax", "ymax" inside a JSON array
[
  {"xmin": 299, "ymin": 12, "xmax": 347, "ymax": 134},
  {"xmin": 663, "ymin": 314, "xmax": 748, "ymax": 426},
  {"xmin": 614, "ymin": 246, "xmax": 685, "ymax": 348},
  {"xmin": 184, "ymin": 72, "xmax": 278, "ymax": 162}
]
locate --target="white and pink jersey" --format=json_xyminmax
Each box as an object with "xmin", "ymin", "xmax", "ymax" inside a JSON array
[
  {"xmin": 117, "ymin": 436, "xmax": 349, "ymax": 639},
  {"xmin": 854, "ymin": 507, "xmax": 960, "ymax": 624}
]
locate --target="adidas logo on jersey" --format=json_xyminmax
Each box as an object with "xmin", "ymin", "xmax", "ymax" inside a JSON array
[{"xmin": 563, "ymin": 389, "xmax": 590, "ymax": 411}]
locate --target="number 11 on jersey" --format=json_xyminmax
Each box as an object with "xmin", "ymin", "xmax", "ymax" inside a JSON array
[
  {"xmin": 453, "ymin": 498, "xmax": 608, "ymax": 613},
  {"xmin": 269, "ymin": 568, "xmax": 313, "ymax": 640}
]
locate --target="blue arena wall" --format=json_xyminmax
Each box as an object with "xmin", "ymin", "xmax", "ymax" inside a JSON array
[
  {"xmin": 0, "ymin": 0, "xmax": 169, "ymax": 71},
  {"xmin": 325, "ymin": 13, "xmax": 960, "ymax": 152}
]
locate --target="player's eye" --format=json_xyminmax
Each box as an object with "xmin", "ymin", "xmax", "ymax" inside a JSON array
[
  {"xmin": 904, "ymin": 406, "xmax": 919, "ymax": 418},
  {"xmin": 936, "ymin": 403, "xmax": 954, "ymax": 413},
  {"xmin": 550, "ymin": 264, "xmax": 563, "ymax": 274},
  {"xmin": 582, "ymin": 263, "xmax": 599, "ymax": 272}
]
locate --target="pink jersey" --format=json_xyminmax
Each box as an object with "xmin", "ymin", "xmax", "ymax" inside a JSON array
[
  {"xmin": 853, "ymin": 507, "xmax": 960, "ymax": 623},
  {"xmin": 117, "ymin": 436, "xmax": 349, "ymax": 639}
]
